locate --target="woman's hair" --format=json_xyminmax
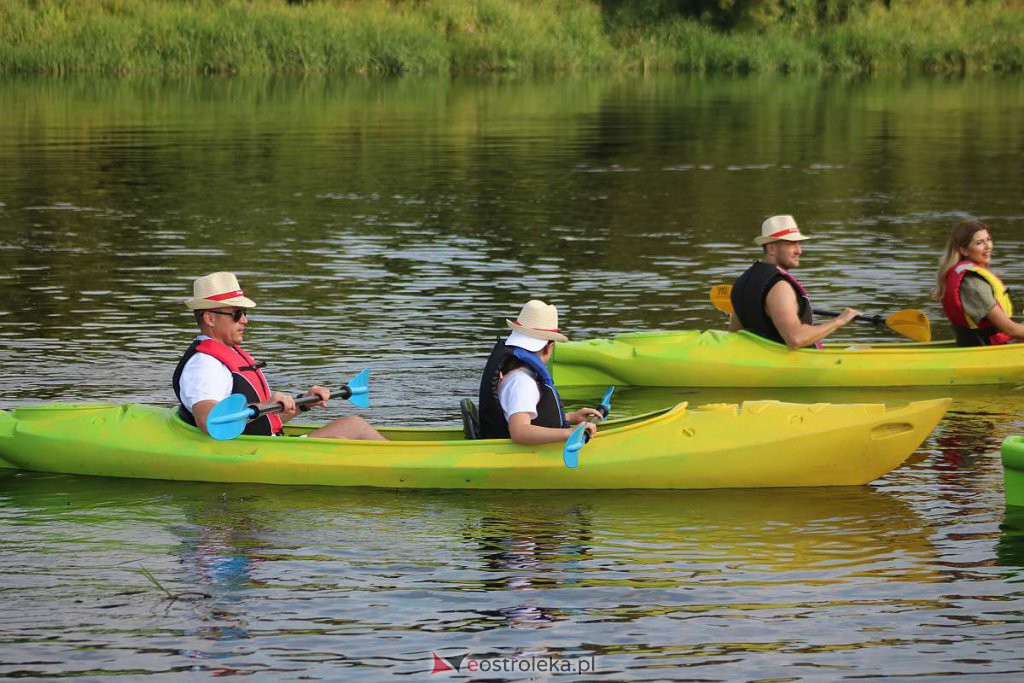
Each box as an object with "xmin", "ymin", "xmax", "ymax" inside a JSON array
[{"xmin": 932, "ymin": 219, "xmax": 991, "ymax": 300}]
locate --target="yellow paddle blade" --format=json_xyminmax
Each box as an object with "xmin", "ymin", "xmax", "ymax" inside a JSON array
[
  {"xmin": 885, "ymin": 309, "xmax": 932, "ymax": 343},
  {"xmin": 710, "ymin": 284, "xmax": 734, "ymax": 315}
]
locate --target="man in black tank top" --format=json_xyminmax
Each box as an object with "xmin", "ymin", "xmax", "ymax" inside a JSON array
[{"xmin": 729, "ymin": 215, "xmax": 860, "ymax": 349}]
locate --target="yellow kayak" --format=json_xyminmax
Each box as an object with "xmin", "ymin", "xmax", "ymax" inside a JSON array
[
  {"xmin": 551, "ymin": 329, "xmax": 1024, "ymax": 387},
  {"xmin": 0, "ymin": 398, "xmax": 950, "ymax": 489}
]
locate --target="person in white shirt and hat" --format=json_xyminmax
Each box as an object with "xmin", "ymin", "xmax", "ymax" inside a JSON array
[
  {"xmin": 728, "ymin": 215, "xmax": 860, "ymax": 349},
  {"xmin": 477, "ymin": 300, "xmax": 603, "ymax": 444},
  {"xmin": 172, "ymin": 271, "xmax": 384, "ymax": 440}
]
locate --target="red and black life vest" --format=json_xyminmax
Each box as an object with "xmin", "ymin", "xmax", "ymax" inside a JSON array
[
  {"xmin": 172, "ymin": 338, "xmax": 283, "ymax": 436},
  {"xmin": 731, "ymin": 261, "xmax": 819, "ymax": 348},
  {"xmin": 941, "ymin": 260, "xmax": 1013, "ymax": 347}
]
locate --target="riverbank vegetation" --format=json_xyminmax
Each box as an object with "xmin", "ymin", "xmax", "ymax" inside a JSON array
[{"xmin": 2, "ymin": 0, "xmax": 1022, "ymax": 76}]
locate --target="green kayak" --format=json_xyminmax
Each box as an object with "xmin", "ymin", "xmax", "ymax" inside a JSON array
[
  {"xmin": 1002, "ymin": 435, "xmax": 1024, "ymax": 507},
  {"xmin": 551, "ymin": 329, "xmax": 1024, "ymax": 387},
  {"xmin": 0, "ymin": 398, "xmax": 950, "ymax": 490}
]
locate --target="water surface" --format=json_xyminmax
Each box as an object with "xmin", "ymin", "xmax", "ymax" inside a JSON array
[{"xmin": 1, "ymin": 74, "xmax": 1024, "ymax": 679}]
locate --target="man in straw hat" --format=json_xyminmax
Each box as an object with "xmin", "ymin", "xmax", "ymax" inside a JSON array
[
  {"xmin": 728, "ymin": 215, "xmax": 860, "ymax": 349},
  {"xmin": 477, "ymin": 300, "xmax": 603, "ymax": 444},
  {"xmin": 172, "ymin": 271, "xmax": 384, "ymax": 440}
]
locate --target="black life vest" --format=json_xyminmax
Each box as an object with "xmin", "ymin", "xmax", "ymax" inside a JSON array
[
  {"xmin": 731, "ymin": 261, "xmax": 815, "ymax": 347},
  {"xmin": 477, "ymin": 338, "xmax": 567, "ymax": 440},
  {"xmin": 171, "ymin": 337, "xmax": 282, "ymax": 436}
]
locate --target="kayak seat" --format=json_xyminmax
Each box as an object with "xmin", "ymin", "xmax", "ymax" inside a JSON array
[{"xmin": 460, "ymin": 399, "xmax": 481, "ymax": 440}]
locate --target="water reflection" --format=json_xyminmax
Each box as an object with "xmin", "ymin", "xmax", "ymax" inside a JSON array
[
  {"xmin": 471, "ymin": 507, "xmax": 595, "ymax": 630},
  {"xmin": 2, "ymin": 470, "xmax": 1020, "ymax": 678},
  {"xmin": 997, "ymin": 506, "xmax": 1024, "ymax": 570},
  {"xmin": 3, "ymin": 71, "xmax": 1024, "ymax": 677},
  {"xmin": 174, "ymin": 494, "xmax": 266, "ymax": 655}
]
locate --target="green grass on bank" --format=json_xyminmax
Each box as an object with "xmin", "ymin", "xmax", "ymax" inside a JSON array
[{"xmin": 1, "ymin": 0, "xmax": 1022, "ymax": 77}]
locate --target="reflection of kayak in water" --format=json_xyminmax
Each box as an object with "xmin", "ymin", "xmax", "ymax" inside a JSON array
[
  {"xmin": 0, "ymin": 399, "xmax": 948, "ymax": 489},
  {"xmin": 551, "ymin": 329, "xmax": 1024, "ymax": 387},
  {"xmin": 459, "ymin": 487, "xmax": 938, "ymax": 581},
  {"xmin": 1, "ymin": 473, "xmax": 939, "ymax": 586},
  {"xmin": 997, "ymin": 505, "xmax": 1024, "ymax": 567}
]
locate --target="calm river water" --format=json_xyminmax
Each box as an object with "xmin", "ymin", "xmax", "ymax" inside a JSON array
[{"xmin": 1, "ymin": 75, "xmax": 1024, "ymax": 679}]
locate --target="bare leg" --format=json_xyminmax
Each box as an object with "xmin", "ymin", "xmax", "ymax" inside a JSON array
[{"xmin": 307, "ymin": 415, "xmax": 387, "ymax": 441}]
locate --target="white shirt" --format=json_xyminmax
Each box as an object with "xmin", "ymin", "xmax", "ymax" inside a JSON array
[
  {"xmin": 497, "ymin": 368, "xmax": 541, "ymax": 421},
  {"xmin": 178, "ymin": 335, "xmax": 234, "ymax": 411}
]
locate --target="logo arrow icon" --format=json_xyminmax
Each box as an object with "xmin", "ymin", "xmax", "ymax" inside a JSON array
[{"xmin": 430, "ymin": 652, "xmax": 467, "ymax": 674}]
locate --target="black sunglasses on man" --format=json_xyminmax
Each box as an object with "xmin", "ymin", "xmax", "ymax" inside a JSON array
[{"xmin": 208, "ymin": 308, "xmax": 248, "ymax": 322}]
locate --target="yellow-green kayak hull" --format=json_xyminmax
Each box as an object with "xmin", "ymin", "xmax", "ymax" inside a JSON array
[
  {"xmin": 0, "ymin": 398, "xmax": 950, "ymax": 489},
  {"xmin": 1002, "ymin": 435, "xmax": 1024, "ymax": 507},
  {"xmin": 551, "ymin": 329, "xmax": 1024, "ymax": 387}
]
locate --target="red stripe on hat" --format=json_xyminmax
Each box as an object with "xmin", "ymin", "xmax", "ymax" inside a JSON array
[
  {"xmin": 512, "ymin": 321, "xmax": 560, "ymax": 332},
  {"xmin": 769, "ymin": 228, "xmax": 800, "ymax": 238},
  {"xmin": 206, "ymin": 289, "xmax": 244, "ymax": 302}
]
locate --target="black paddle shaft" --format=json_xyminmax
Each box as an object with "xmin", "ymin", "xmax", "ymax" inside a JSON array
[
  {"xmin": 815, "ymin": 309, "xmax": 884, "ymax": 325},
  {"xmin": 251, "ymin": 384, "xmax": 355, "ymax": 417},
  {"xmin": 251, "ymin": 393, "xmax": 322, "ymax": 417}
]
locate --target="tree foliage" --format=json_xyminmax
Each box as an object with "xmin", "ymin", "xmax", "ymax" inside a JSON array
[{"xmin": 595, "ymin": 0, "xmax": 999, "ymax": 31}]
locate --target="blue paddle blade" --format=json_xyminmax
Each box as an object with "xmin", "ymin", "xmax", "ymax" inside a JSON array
[
  {"xmin": 562, "ymin": 423, "xmax": 587, "ymax": 469},
  {"xmin": 207, "ymin": 393, "xmax": 255, "ymax": 441},
  {"xmin": 562, "ymin": 386, "xmax": 615, "ymax": 468},
  {"xmin": 345, "ymin": 368, "xmax": 370, "ymax": 409}
]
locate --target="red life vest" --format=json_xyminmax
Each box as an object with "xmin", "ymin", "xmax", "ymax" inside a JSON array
[
  {"xmin": 172, "ymin": 338, "xmax": 283, "ymax": 435},
  {"xmin": 941, "ymin": 260, "xmax": 1012, "ymax": 346}
]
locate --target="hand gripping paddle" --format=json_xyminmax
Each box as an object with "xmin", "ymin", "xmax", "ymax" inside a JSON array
[
  {"xmin": 206, "ymin": 368, "xmax": 370, "ymax": 440},
  {"xmin": 562, "ymin": 386, "xmax": 614, "ymax": 469}
]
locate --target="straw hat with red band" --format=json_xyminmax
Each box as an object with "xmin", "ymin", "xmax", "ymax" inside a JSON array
[
  {"xmin": 505, "ymin": 299, "xmax": 568, "ymax": 352},
  {"xmin": 754, "ymin": 215, "xmax": 811, "ymax": 246},
  {"xmin": 184, "ymin": 272, "xmax": 257, "ymax": 310}
]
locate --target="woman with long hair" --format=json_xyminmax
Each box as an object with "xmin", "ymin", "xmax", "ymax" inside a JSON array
[{"xmin": 934, "ymin": 219, "xmax": 1024, "ymax": 346}]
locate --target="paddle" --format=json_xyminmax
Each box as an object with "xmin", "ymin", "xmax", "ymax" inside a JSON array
[
  {"xmin": 562, "ymin": 386, "xmax": 614, "ymax": 469},
  {"xmin": 206, "ymin": 369, "xmax": 371, "ymax": 441},
  {"xmin": 709, "ymin": 284, "xmax": 932, "ymax": 343}
]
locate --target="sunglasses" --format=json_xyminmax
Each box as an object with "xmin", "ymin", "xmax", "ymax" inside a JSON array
[{"xmin": 208, "ymin": 308, "xmax": 248, "ymax": 322}]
